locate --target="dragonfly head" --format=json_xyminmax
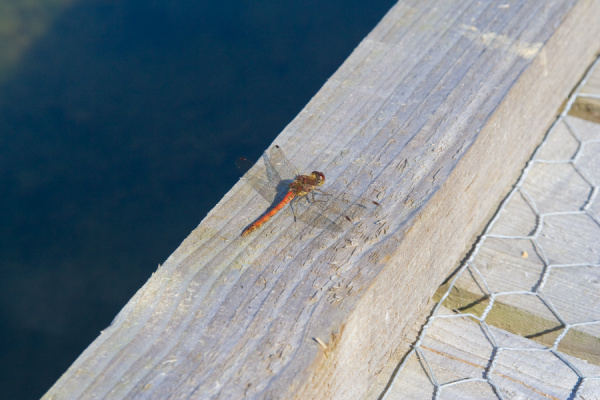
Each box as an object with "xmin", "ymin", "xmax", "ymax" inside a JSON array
[{"xmin": 311, "ymin": 171, "xmax": 325, "ymax": 186}]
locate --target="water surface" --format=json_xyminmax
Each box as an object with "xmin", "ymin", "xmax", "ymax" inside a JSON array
[{"xmin": 0, "ymin": 1, "xmax": 396, "ymax": 398}]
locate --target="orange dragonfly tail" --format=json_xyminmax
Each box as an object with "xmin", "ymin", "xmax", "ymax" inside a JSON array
[{"xmin": 241, "ymin": 191, "xmax": 296, "ymax": 236}]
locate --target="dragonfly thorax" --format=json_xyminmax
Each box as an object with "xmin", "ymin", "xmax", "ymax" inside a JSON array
[{"xmin": 289, "ymin": 171, "xmax": 325, "ymax": 197}]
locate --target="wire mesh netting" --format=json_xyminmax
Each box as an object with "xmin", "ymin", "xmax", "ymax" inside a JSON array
[{"xmin": 381, "ymin": 56, "xmax": 600, "ymax": 399}]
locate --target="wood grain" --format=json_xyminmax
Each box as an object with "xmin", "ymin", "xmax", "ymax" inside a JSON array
[{"xmin": 44, "ymin": 0, "xmax": 600, "ymax": 399}]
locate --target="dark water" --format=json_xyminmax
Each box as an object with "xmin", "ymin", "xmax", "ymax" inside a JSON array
[{"xmin": 0, "ymin": 1, "xmax": 395, "ymax": 398}]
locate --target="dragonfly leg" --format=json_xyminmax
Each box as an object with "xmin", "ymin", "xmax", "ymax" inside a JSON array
[
  {"xmin": 292, "ymin": 196, "xmax": 310, "ymax": 221},
  {"xmin": 311, "ymin": 190, "xmax": 330, "ymax": 204},
  {"xmin": 290, "ymin": 197, "xmax": 299, "ymax": 222},
  {"xmin": 292, "ymin": 195, "xmax": 316, "ymax": 222}
]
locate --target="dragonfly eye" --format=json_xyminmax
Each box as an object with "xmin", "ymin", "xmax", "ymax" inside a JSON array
[{"xmin": 312, "ymin": 171, "xmax": 325, "ymax": 185}]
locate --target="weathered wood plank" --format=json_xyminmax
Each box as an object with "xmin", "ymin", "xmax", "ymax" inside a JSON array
[{"xmin": 44, "ymin": 1, "xmax": 600, "ymax": 399}]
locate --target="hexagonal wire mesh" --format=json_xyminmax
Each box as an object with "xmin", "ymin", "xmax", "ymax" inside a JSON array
[{"xmin": 382, "ymin": 56, "xmax": 600, "ymax": 399}]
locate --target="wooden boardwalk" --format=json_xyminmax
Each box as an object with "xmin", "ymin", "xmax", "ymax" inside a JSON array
[
  {"xmin": 44, "ymin": 1, "xmax": 600, "ymax": 399},
  {"xmin": 377, "ymin": 60, "xmax": 600, "ymax": 399}
]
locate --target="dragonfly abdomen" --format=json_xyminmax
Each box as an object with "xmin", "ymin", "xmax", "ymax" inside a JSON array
[{"xmin": 241, "ymin": 191, "xmax": 296, "ymax": 236}]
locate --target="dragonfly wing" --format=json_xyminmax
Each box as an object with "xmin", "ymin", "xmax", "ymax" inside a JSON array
[
  {"xmin": 295, "ymin": 197, "xmax": 342, "ymax": 232},
  {"xmin": 236, "ymin": 157, "xmax": 280, "ymax": 204},
  {"xmin": 297, "ymin": 191, "xmax": 380, "ymax": 232},
  {"xmin": 268, "ymin": 145, "xmax": 300, "ymax": 182}
]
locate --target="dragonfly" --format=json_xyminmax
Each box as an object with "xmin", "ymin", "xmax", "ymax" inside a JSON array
[{"xmin": 236, "ymin": 145, "xmax": 380, "ymax": 236}]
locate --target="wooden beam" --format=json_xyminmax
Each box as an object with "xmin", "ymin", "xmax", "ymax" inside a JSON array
[{"xmin": 44, "ymin": 0, "xmax": 600, "ymax": 399}]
